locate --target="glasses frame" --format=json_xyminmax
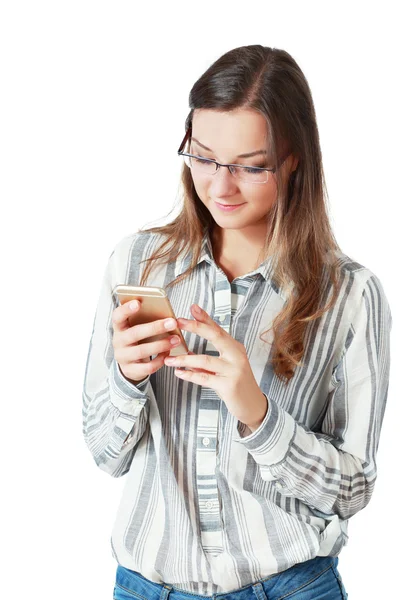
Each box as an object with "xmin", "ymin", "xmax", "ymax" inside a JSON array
[{"xmin": 177, "ymin": 125, "xmax": 291, "ymax": 184}]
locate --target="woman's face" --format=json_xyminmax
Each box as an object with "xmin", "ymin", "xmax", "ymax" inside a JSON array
[{"xmin": 189, "ymin": 108, "xmax": 296, "ymax": 235}]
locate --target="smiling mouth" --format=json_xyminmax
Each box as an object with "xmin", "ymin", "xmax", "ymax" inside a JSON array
[{"xmin": 215, "ymin": 201, "xmax": 245, "ymax": 206}]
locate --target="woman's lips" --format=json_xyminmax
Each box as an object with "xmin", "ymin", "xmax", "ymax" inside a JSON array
[{"xmin": 214, "ymin": 201, "xmax": 246, "ymax": 212}]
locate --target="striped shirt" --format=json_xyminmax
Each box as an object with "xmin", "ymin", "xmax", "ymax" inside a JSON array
[{"xmin": 82, "ymin": 229, "xmax": 392, "ymax": 595}]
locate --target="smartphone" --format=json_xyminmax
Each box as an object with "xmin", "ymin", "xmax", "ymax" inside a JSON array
[{"xmin": 114, "ymin": 284, "xmax": 189, "ymax": 358}]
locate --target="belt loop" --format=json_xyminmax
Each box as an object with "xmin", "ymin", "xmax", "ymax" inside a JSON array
[
  {"xmin": 252, "ymin": 582, "xmax": 270, "ymax": 600},
  {"xmin": 161, "ymin": 584, "xmax": 173, "ymax": 600}
]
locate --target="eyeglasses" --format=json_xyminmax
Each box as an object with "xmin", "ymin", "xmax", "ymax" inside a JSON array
[{"xmin": 177, "ymin": 126, "xmax": 291, "ymax": 184}]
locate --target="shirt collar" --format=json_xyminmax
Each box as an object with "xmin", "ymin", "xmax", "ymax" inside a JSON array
[{"xmin": 175, "ymin": 229, "xmax": 290, "ymax": 301}]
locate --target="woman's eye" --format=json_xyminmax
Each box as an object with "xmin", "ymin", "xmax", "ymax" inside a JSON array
[
  {"xmin": 243, "ymin": 166, "xmax": 266, "ymax": 173},
  {"xmin": 193, "ymin": 156, "xmax": 211, "ymax": 163}
]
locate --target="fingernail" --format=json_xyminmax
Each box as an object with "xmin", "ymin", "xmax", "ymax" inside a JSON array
[
  {"xmin": 164, "ymin": 318, "xmax": 176, "ymax": 329},
  {"xmin": 129, "ymin": 300, "xmax": 139, "ymax": 310}
]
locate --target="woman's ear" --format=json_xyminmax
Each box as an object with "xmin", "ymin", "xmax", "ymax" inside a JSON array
[{"xmin": 290, "ymin": 155, "xmax": 299, "ymax": 172}]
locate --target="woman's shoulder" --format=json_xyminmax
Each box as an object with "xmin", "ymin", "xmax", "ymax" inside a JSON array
[
  {"xmin": 109, "ymin": 229, "xmax": 174, "ymax": 289},
  {"xmin": 331, "ymin": 249, "xmax": 391, "ymax": 316},
  {"xmin": 333, "ymin": 249, "xmax": 386, "ymax": 289},
  {"xmin": 111, "ymin": 229, "xmax": 167, "ymax": 260}
]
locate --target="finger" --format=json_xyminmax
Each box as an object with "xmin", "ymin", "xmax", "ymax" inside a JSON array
[
  {"xmin": 173, "ymin": 367, "xmax": 217, "ymax": 387},
  {"xmin": 164, "ymin": 353, "xmax": 222, "ymax": 375},
  {"xmin": 120, "ymin": 316, "xmax": 178, "ymax": 347},
  {"xmin": 177, "ymin": 317, "xmax": 232, "ymax": 355},
  {"xmin": 135, "ymin": 349, "xmax": 171, "ymax": 374},
  {"xmin": 166, "ymin": 350, "xmax": 209, "ymax": 374},
  {"xmin": 116, "ymin": 336, "xmax": 180, "ymax": 362},
  {"xmin": 113, "ymin": 298, "xmax": 142, "ymax": 333},
  {"xmin": 183, "ymin": 351, "xmax": 213, "ymax": 375}
]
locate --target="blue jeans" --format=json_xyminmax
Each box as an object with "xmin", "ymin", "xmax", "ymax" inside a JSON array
[{"xmin": 113, "ymin": 555, "xmax": 348, "ymax": 600}]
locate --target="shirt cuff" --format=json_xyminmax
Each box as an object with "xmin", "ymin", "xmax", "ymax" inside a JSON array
[
  {"xmin": 108, "ymin": 358, "xmax": 150, "ymax": 415},
  {"xmin": 233, "ymin": 396, "xmax": 297, "ymax": 467}
]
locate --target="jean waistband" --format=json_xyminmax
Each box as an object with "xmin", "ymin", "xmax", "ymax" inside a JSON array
[{"xmin": 115, "ymin": 555, "xmax": 339, "ymax": 600}]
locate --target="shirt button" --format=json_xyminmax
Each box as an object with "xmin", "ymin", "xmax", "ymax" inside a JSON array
[
  {"xmin": 205, "ymin": 501, "xmax": 213, "ymax": 509},
  {"xmin": 221, "ymin": 314, "xmax": 229, "ymax": 323},
  {"xmin": 202, "ymin": 437, "xmax": 210, "ymax": 446}
]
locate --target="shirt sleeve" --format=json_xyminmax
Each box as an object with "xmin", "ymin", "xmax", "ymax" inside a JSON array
[
  {"xmin": 82, "ymin": 236, "xmax": 152, "ymax": 478},
  {"xmin": 233, "ymin": 273, "xmax": 392, "ymax": 521}
]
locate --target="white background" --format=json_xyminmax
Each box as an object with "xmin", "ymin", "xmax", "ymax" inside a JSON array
[{"xmin": 1, "ymin": 1, "xmax": 399, "ymax": 598}]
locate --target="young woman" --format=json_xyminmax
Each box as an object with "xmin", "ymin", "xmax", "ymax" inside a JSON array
[{"xmin": 82, "ymin": 45, "xmax": 392, "ymax": 600}]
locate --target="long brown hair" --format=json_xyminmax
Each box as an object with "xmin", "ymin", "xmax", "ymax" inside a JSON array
[{"xmin": 136, "ymin": 44, "xmax": 343, "ymax": 383}]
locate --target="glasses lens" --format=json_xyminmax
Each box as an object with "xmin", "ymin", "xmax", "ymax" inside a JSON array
[
  {"xmin": 183, "ymin": 154, "xmax": 217, "ymax": 174},
  {"xmin": 181, "ymin": 151, "xmax": 269, "ymax": 184},
  {"xmin": 233, "ymin": 166, "xmax": 269, "ymax": 184}
]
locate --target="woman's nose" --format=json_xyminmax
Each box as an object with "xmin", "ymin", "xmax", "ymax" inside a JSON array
[{"xmin": 209, "ymin": 165, "xmax": 239, "ymax": 194}]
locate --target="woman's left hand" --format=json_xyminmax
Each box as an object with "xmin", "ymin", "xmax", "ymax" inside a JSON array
[{"xmin": 164, "ymin": 304, "xmax": 268, "ymax": 431}]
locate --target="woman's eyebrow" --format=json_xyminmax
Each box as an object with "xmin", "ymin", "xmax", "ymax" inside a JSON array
[{"xmin": 191, "ymin": 137, "xmax": 267, "ymax": 159}]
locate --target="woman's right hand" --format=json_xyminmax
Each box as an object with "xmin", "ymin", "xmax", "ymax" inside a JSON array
[{"xmin": 112, "ymin": 299, "xmax": 182, "ymax": 385}]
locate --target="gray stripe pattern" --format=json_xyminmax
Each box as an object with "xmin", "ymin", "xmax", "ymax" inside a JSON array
[{"xmin": 82, "ymin": 229, "xmax": 392, "ymax": 594}]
